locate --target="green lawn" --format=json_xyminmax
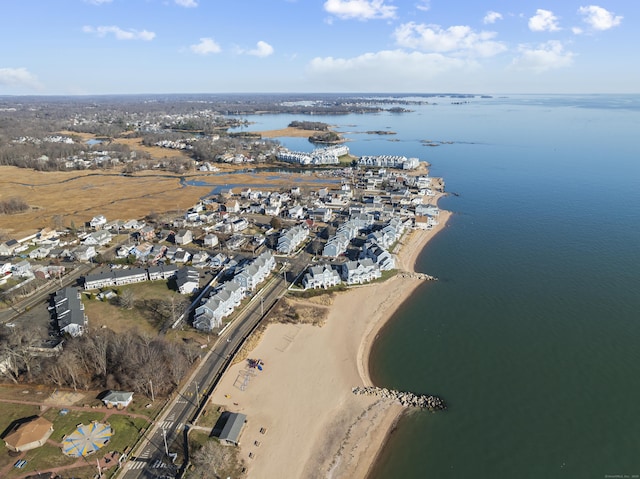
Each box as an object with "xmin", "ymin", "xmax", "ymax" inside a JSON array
[
  {"xmin": 3, "ymin": 443, "xmax": 77, "ymax": 479},
  {"xmin": 41, "ymin": 409, "xmax": 106, "ymax": 442}
]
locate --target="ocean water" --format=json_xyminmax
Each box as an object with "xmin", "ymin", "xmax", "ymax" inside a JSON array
[{"xmin": 250, "ymin": 95, "xmax": 640, "ymax": 478}]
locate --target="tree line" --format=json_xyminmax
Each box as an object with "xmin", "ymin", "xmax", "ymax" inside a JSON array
[{"xmin": 0, "ymin": 325, "xmax": 200, "ymax": 398}]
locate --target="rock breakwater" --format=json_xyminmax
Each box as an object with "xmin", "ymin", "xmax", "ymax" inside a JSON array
[{"xmin": 352, "ymin": 386, "xmax": 446, "ymax": 411}]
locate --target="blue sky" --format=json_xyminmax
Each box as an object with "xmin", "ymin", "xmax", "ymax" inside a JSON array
[{"xmin": 0, "ymin": 0, "xmax": 636, "ymax": 95}]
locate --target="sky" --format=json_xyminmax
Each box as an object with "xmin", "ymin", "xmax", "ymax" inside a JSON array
[{"xmin": 0, "ymin": 0, "xmax": 637, "ymax": 95}]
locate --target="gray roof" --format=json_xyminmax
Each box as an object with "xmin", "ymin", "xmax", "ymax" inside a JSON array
[
  {"xmin": 103, "ymin": 390, "xmax": 133, "ymax": 404},
  {"xmin": 216, "ymin": 412, "xmax": 246, "ymax": 445}
]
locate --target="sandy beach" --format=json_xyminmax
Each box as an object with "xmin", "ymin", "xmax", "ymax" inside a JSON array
[{"xmin": 209, "ymin": 197, "xmax": 451, "ymax": 479}]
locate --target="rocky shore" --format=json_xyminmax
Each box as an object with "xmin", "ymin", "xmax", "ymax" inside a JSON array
[{"xmin": 352, "ymin": 386, "xmax": 447, "ymax": 411}]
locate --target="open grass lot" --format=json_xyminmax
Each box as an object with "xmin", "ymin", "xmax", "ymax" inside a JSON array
[{"xmin": 82, "ymin": 280, "xmax": 188, "ymax": 335}]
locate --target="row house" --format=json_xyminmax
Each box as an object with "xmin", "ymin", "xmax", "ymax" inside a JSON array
[
  {"xmin": 361, "ymin": 243, "xmax": 396, "ymax": 271},
  {"xmin": 113, "ymin": 267, "xmax": 148, "ymax": 286},
  {"xmin": 302, "ymin": 264, "xmax": 342, "ymax": 290},
  {"xmin": 193, "ymin": 281, "xmax": 245, "ymax": 331},
  {"xmin": 357, "ymin": 155, "xmax": 420, "ymax": 170},
  {"xmin": 147, "ymin": 264, "xmax": 179, "ymax": 281},
  {"xmin": 341, "ymin": 259, "xmax": 382, "ymax": 285},
  {"xmin": 277, "ymin": 225, "xmax": 309, "ymax": 255},
  {"xmin": 322, "ymin": 233, "xmax": 349, "ymax": 258},
  {"xmin": 84, "ymin": 265, "xmax": 178, "ymax": 290},
  {"xmin": 232, "ymin": 251, "xmax": 276, "ymax": 292},
  {"xmin": 53, "ymin": 287, "xmax": 87, "ymax": 337}
]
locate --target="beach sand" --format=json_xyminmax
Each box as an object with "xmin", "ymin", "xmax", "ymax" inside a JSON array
[{"xmin": 209, "ymin": 199, "xmax": 451, "ymax": 479}]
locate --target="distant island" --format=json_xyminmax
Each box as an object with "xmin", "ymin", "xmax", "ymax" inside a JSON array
[{"xmin": 366, "ymin": 130, "xmax": 397, "ymax": 135}]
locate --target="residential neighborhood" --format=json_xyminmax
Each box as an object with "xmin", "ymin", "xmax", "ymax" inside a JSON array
[{"xmin": 0, "ymin": 135, "xmax": 444, "ymax": 479}]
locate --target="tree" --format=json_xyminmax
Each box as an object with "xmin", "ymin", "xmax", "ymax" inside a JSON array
[
  {"xmin": 269, "ymin": 216, "xmax": 282, "ymax": 230},
  {"xmin": 118, "ymin": 288, "xmax": 135, "ymax": 309},
  {"xmin": 187, "ymin": 439, "xmax": 245, "ymax": 479}
]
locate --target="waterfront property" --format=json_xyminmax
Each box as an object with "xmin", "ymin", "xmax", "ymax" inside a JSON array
[{"xmin": 302, "ymin": 264, "xmax": 342, "ymax": 289}]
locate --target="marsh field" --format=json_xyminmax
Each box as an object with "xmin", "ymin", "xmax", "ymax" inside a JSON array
[{"xmin": 0, "ymin": 128, "xmax": 334, "ymax": 238}]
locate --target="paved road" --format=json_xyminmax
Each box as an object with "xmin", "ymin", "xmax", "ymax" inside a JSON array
[{"xmin": 119, "ymin": 271, "xmax": 290, "ymax": 479}]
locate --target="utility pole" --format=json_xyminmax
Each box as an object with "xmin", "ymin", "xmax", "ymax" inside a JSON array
[
  {"xmin": 162, "ymin": 427, "xmax": 169, "ymax": 456},
  {"xmin": 149, "ymin": 379, "xmax": 155, "ymax": 402}
]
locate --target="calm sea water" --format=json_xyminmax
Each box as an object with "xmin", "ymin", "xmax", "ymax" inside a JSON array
[{"xmin": 247, "ymin": 95, "xmax": 640, "ymax": 478}]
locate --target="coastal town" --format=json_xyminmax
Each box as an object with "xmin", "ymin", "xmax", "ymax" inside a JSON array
[{"xmin": 0, "ymin": 97, "xmax": 449, "ymax": 479}]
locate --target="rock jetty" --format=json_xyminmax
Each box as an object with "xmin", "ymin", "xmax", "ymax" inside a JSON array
[
  {"xmin": 352, "ymin": 386, "xmax": 446, "ymax": 411},
  {"xmin": 399, "ymin": 271, "xmax": 438, "ymax": 281}
]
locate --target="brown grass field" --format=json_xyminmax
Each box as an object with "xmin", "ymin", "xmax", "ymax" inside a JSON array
[{"xmin": 0, "ymin": 127, "xmax": 340, "ymax": 238}]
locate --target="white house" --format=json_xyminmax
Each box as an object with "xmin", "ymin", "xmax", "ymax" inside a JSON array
[
  {"xmin": 74, "ymin": 245, "xmax": 97, "ymax": 261},
  {"xmin": 302, "ymin": 264, "xmax": 342, "ymax": 289},
  {"xmin": 204, "ymin": 233, "xmax": 219, "ymax": 248},
  {"xmin": 193, "ymin": 281, "xmax": 246, "ymax": 331},
  {"xmin": 102, "ymin": 390, "xmax": 133, "ymax": 409},
  {"xmin": 232, "ymin": 251, "xmax": 275, "ymax": 291},
  {"xmin": 83, "ymin": 230, "xmax": 112, "ymax": 246},
  {"xmin": 12, "ymin": 260, "xmax": 33, "ymax": 278},
  {"xmin": 176, "ymin": 266, "xmax": 199, "ymax": 294},
  {"xmin": 175, "ymin": 229, "xmax": 193, "ymax": 245},
  {"xmin": 340, "ymin": 259, "xmax": 382, "ymax": 285},
  {"xmin": 90, "ymin": 215, "xmax": 107, "ymax": 229}
]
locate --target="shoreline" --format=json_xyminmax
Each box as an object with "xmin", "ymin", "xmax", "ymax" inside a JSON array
[{"xmin": 208, "ymin": 194, "xmax": 451, "ymax": 479}]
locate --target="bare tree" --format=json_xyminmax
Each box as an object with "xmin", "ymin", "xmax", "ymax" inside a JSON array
[
  {"xmin": 118, "ymin": 288, "xmax": 135, "ymax": 309},
  {"xmin": 188, "ymin": 439, "xmax": 245, "ymax": 479}
]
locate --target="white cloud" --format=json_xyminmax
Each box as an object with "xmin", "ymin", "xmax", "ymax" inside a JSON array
[
  {"xmin": 190, "ymin": 38, "xmax": 221, "ymax": 55},
  {"xmin": 0, "ymin": 67, "xmax": 42, "ymax": 90},
  {"xmin": 247, "ymin": 41, "xmax": 274, "ymax": 58},
  {"xmin": 528, "ymin": 9, "xmax": 560, "ymax": 32},
  {"xmin": 511, "ymin": 41, "xmax": 574, "ymax": 73},
  {"xmin": 84, "ymin": 0, "xmax": 112, "ymax": 4},
  {"xmin": 416, "ymin": 0, "xmax": 430, "ymax": 12},
  {"xmin": 82, "ymin": 25, "xmax": 155, "ymax": 41},
  {"xmin": 307, "ymin": 49, "xmax": 468, "ymax": 90},
  {"xmin": 323, "ymin": 0, "xmax": 397, "ymax": 20},
  {"xmin": 483, "ymin": 11, "xmax": 503, "ymax": 24},
  {"xmin": 394, "ymin": 22, "xmax": 506, "ymax": 57},
  {"xmin": 578, "ymin": 5, "xmax": 622, "ymax": 31},
  {"xmin": 175, "ymin": 0, "xmax": 198, "ymax": 7},
  {"xmin": 572, "ymin": 26, "xmax": 583, "ymax": 35}
]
